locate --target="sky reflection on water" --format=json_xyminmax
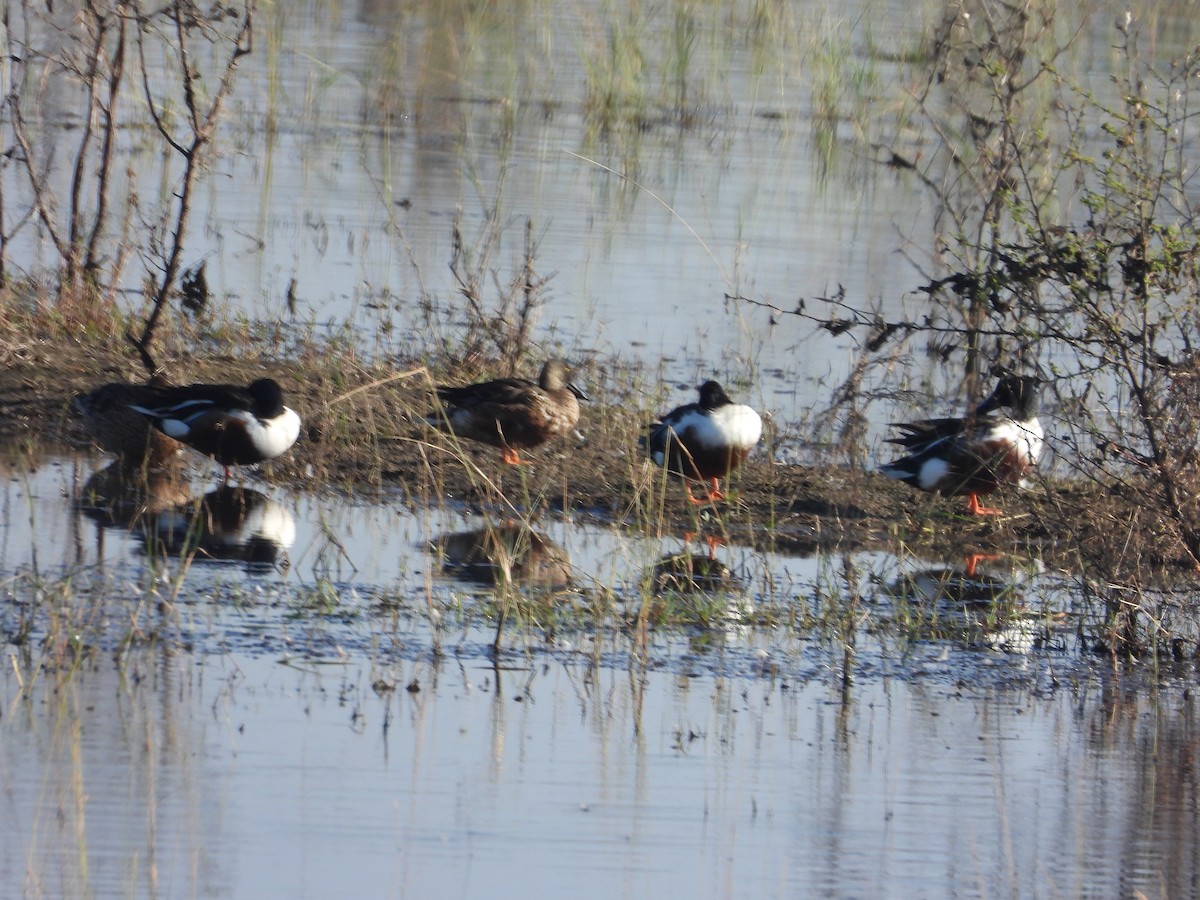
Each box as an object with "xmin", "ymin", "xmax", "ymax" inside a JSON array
[
  {"xmin": 1, "ymin": 641, "xmax": 1196, "ymax": 898},
  {"xmin": 0, "ymin": 455, "xmax": 1195, "ymax": 897}
]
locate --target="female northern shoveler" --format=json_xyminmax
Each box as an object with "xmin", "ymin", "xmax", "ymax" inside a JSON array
[
  {"xmin": 879, "ymin": 375, "xmax": 1043, "ymax": 516},
  {"xmin": 74, "ymin": 382, "xmax": 185, "ymax": 470},
  {"xmin": 127, "ymin": 378, "xmax": 301, "ymax": 477},
  {"xmin": 426, "ymin": 359, "xmax": 588, "ymax": 464},
  {"xmin": 643, "ymin": 380, "xmax": 763, "ymax": 504}
]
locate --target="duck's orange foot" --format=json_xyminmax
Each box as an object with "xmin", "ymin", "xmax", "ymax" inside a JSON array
[{"xmin": 965, "ymin": 493, "xmax": 1002, "ymax": 516}]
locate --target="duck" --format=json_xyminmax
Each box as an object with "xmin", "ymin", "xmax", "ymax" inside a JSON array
[
  {"xmin": 74, "ymin": 381, "xmax": 185, "ymax": 470},
  {"xmin": 879, "ymin": 374, "xmax": 1043, "ymax": 516},
  {"xmin": 426, "ymin": 358, "xmax": 588, "ymax": 464},
  {"xmin": 642, "ymin": 380, "xmax": 763, "ymax": 504},
  {"xmin": 126, "ymin": 378, "xmax": 301, "ymax": 478}
]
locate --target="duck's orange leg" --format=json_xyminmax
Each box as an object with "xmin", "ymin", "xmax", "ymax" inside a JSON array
[
  {"xmin": 500, "ymin": 448, "xmax": 529, "ymax": 465},
  {"xmin": 963, "ymin": 553, "xmax": 1000, "ymax": 577},
  {"xmin": 684, "ymin": 478, "xmax": 724, "ymax": 505},
  {"xmin": 705, "ymin": 478, "xmax": 725, "ymax": 503},
  {"xmin": 965, "ymin": 493, "xmax": 1002, "ymax": 516}
]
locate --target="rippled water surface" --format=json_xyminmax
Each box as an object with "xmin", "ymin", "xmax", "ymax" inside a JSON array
[
  {"xmin": 0, "ymin": 458, "xmax": 1197, "ymax": 898},
  {"xmin": 6, "ymin": 643, "xmax": 1199, "ymax": 899}
]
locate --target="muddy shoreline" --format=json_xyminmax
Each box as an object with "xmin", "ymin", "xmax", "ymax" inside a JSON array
[{"xmin": 0, "ymin": 335, "xmax": 1176, "ymax": 580}]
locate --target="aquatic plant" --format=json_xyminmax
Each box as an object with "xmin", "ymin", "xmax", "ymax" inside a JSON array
[{"xmin": 1, "ymin": 0, "xmax": 256, "ymax": 375}]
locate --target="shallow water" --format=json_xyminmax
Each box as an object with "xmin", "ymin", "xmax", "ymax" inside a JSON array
[
  {"xmin": 7, "ymin": 1, "xmax": 1200, "ymax": 895},
  {"xmin": 16, "ymin": 1, "xmax": 1200, "ymax": 428},
  {"xmin": 0, "ymin": 456, "xmax": 1196, "ymax": 898},
  {"xmin": 3, "ymin": 617, "xmax": 1198, "ymax": 898}
]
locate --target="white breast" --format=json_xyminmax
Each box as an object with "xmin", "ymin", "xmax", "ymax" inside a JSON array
[
  {"xmin": 991, "ymin": 417, "xmax": 1044, "ymax": 467},
  {"xmin": 248, "ymin": 407, "xmax": 302, "ymax": 457},
  {"xmin": 707, "ymin": 404, "xmax": 763, "ymax": 449}
]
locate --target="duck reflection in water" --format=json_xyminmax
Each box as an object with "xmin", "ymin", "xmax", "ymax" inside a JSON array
[
  {"xmin": 430, "ymin": 523, "xmax": 571, "ymax": 590},
  {"xmin": 651, "ymin": 550, "xmax": 742, "ymax": 595},
  {"xmin": 144, "ymin": 485, "xmax": 296, "ymax": 571},
  {"xmin": 887, "ymin": 555, "xmax": 1061, "ymax": 652},
  {"xmin": 891, "ymin": 554, "xmax": 1017, "ymax": 606},
  {"xmin": 638, "ymin": 539, "xmax": 754, "ymax": 638},
  {"xmin": 78, "ymin": 458, "xmax": 193, "ymax": 530},
  {"xmin": 80, "ymin": 473, "xmax": 294, "ymax": 571}
]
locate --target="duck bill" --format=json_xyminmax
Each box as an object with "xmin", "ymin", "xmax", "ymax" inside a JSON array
[{"xmin": 975, "ymin": 388, "xmax": 1001, "ymax": 416}]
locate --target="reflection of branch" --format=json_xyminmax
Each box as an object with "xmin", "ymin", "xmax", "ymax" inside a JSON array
[
  {"xmin": 9, "ymin": 103, "xmax": 66, "ymax": 261},
  {"xmin": 84, "ymin": 9, "xmax": 128, "ymax": 283},
  {"xmin": 128, "ymin": 1, "xmax": 254, "ymax": 377}
]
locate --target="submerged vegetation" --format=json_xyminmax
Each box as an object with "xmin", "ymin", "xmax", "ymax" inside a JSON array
[{"xmin": 3, "ymin": 0, "xmax": 1200, "ymax": 676}]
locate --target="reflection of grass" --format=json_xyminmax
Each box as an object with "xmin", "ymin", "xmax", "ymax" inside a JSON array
[
  {"xmin": 580, "ymin": 8, "xmax": 649, "ymax": 137},
  {"xmin": 0, "ymin": 601, "xmax": 1184, "ymax": 899},
  {"xmin": 810, "ymin": 17, "xmax": 881, "ymax": 180},
  {"xmin": 578, "ymin": 1, "xmax": 728, "ymax": 138}
]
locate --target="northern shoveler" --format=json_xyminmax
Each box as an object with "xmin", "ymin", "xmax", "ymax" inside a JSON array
[
  {"xmin": 426, "ymin": 358, "xmax": 588, "ymax": 464},
  {"xmin": 642, "ymin": 380, "xmax": 763, "ymax": 504},
  {"xmin": 879, "ymin": 375, "xmax": 1043, "ymax": 515},
  {"xmin": 127, "ymin": 378, "xmax": 301, "ymax": 478},
  {"xmin": 74, "ymin": 382, "xmax": 185, "ymax": 470}
]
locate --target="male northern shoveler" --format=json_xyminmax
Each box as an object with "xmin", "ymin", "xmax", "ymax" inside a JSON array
[
  {"xmin": 74, "ymin": 382, "xmax": 185, "ymax": 470},
  {"xmin": 642, "ymin": 380, "xmax": 763, "ymax": 504},
  {"xmin": 879, "ymin": 375, "xmax": 1043, "ymax": 516},
  {"xmin": 127, "ymin": 378, "xmax": 301, "ymax": 478},
  {"xmin": 426, "ymin": 358, "xmax": 588, "ymax": 464}
]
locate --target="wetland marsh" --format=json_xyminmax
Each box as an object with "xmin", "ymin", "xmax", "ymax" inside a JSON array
[{"xmin": 3, "ymin": 0, "xmax": 1200, "ymax": 897}]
